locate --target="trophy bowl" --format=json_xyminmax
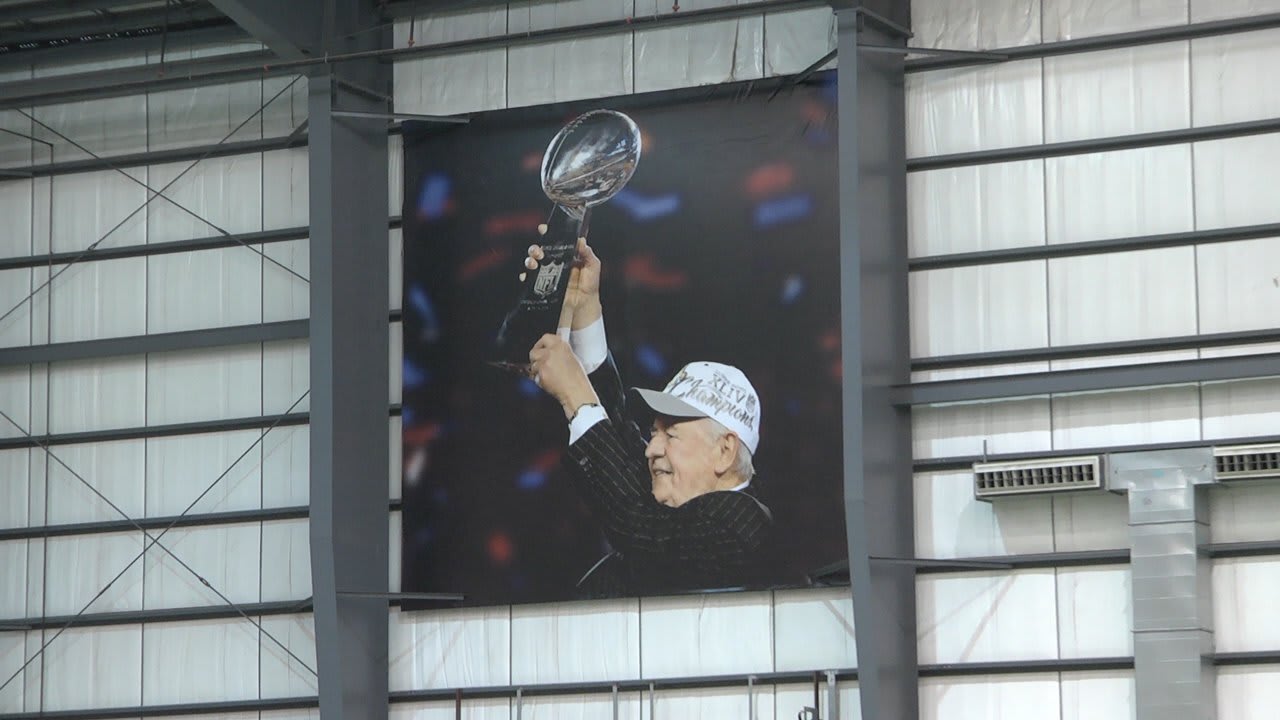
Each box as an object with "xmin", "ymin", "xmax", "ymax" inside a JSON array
[{"xmin": 540, "ymin": 109, "xmax": 642, "ymax": 217}]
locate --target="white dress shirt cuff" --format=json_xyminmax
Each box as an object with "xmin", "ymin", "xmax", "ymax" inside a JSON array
[
  {"xmin": 569, "ymin": 316, "xmax": 608, "ymax": 374},
  {"xmin": 568, "ymin": 404, "xmax": 609, "ymax": 445}
]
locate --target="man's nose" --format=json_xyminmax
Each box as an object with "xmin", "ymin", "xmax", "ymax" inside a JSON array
[{"xmin": 644, "ymin": 434, "xmax": 663, "ymax": 459}]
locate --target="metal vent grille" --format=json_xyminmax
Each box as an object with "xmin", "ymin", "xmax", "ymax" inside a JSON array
[
  {"xmin": 974, "ymin": 456, "xmax": 1103, "ymax": 499},
  {"xmin": 1214, "ymin": 444, "xmax": 1280, "ymax": 481}
]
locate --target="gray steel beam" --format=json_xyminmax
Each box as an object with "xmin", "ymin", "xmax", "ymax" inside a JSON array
[
  {"xmin": 0, "ymin": 3, "xmax": 227, "ymax": 45},
  {"xmin": 912, "ymin": 327, "xmax": 1280, "ymax": 372},
  {"xmin": 837, "ymin": 8, "xmax": 917, "ymax": 720},
  {"xmin": 0, "ymin": 135, "xmax": 305, "ymax": 182},
  {"xmin": 307, "ymin": 1, "xmax": 390, "ymax": 718},
  {"xmin": 900, "ymin": 352, "xmax": 1280, "ymax": 405},
  {"xmin": 209, "ymin": 0, "xmax": 323, "ymax": 59},
  {"xmin": 0, "ymin": 505, "xmax": 309, "ymax": 542},
  {"xmin": 0, "ymin": 412, "xmax": 311, "ymax": 451},
  {"xmin": 909, "ymin": 222, "xmax": 1280, "ymax": 272},
  {"xmin": 0, "ymin": 599, "xmax": 312, "ymax": 632},
  {"xmin": 908, "ymin": 116, "xmax": 1280, "ymax": 172},
  {"xmin": 0, "ymin": 227, "xmax": 308, "ymax": 271},
  {"xmin": 1109, "ymin": 449, "xmax": 1217, "ymax": 720},
  {"xmin": 0, "ymin": 0, "xmax": 164, "ymax": 24},
  {"xmin": 0, "ymin": 24, "xmax": 250, "ymax": 71},
  {"xmin": 907, "ymin": 11, "xmax": 1280, "ymax": 72},
  {"xmin": 0, "ymin": 320, "xmax": 308, "ymax": 368}
]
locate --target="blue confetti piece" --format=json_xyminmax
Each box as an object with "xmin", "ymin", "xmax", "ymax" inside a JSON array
[
  {"xmin": 755, "ymin": 194, "xmax": 813, "ymax": 228},
  {"xmin": 408, "ymin": 285, "xmax": 440, "ymax": 342},
  {"xmin": 517, "ymin": 377, "xmax": 541, "ymax": 397},
  {"xmin": 612, "ymin": 188, "xmax": 681, "ymax": 221},
  {"xmin": 403, "ymin": 359, "xmax": 430, "ymax": 389},
  {"xmin": 517, "ymin": 469, "xmax": 547, "ymax": 490},
  {"xmin": 417, "ymin": 173, "xmax": 451, "ymax": 219},
  {"xmin": 781, "ymin": 275, "xmax": 805, "ymax": 304},
  {"xmin": 635, "ymin": 344, "xmax": 667, "ymax": 377}
]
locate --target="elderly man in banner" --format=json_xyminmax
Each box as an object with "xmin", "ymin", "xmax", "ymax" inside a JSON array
[{"xmin": 524, "ymin": 238, "xmax": 774, "ymax": 597}]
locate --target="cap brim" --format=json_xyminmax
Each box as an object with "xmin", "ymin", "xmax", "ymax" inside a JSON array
[{"xmin": 632, "ymin": 388, "xmax": 707, "ymax": 420}]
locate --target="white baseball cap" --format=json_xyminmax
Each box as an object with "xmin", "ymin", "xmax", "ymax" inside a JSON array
[{"xmin": 633, "ymin": 361, "xmax": 761, "ymax": 455}]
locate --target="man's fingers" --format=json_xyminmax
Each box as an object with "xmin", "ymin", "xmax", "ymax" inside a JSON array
[
  {"xmin": 530, "ymin": 244, "xmax": 544, "ymax": 261},
  {"xmin": 524, "ymin": 256, "xmax": 537, "ymax": 271},
  {"xmin": 537, "ymin": 223, "xmax": 548, "ymax": 236},
  {"xmin": 518, "ymin": 272, "xmax": 527, "ymax": 283}
]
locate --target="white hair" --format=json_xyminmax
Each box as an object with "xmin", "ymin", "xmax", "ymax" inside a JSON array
[{"xmin": 706, "ymin": 418, "xmax": 755, "ymax": 481}]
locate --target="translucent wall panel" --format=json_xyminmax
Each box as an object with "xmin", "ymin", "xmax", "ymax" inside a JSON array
[
  {"xmin": 143, "ymin": 523, "xmax": 261, "ymax": 609},
  {"xmin": 1191, "ymin": 0, "xmax": 1280, "ymax": 21},
  {"xmin": 508, "ymin": 36, "xmax": 634, "ymax": 108},
  {"xmin": 906, "ymin": 59, "xmax": 1043, "ymax": 158},
  {"xmin": 773, "ymin": 587, "xmax": 857, "ymax": 671},
  {"xmin": 917, "ymin": 569, "xmax": 1058, "ymax": 663},
  {"xmin": 142, "ymin": 618, "xmax": 259, "ymax": 705},
  {"xmin": 260, "ymin": 613, "xmax": 318, "ymax": 699},
  {"xmin": 390, "ymin": 415, "xmax": 403, "ymax": 502},
  {"xmin": 262, "ymin": 424, "xmax": 309, "ymax": 508},
  {"xmin": 147, "ymin": 80, "xmax": 263, "ymax": 151},
  {"xmin": 388, "ymin": 509, "xmax": 401, "ymax": 594},
  {"xmin": 510, "ymin": 599, "xmax": 640, "ymax": 684},
  {"xmin": 1213, "ymin": 556, "xmax": 1280, "ymax": 652},
  {"xmin": 148, "ymin": 246, "xmax": 262, "ymax": 333},
  {"xmin": 907, "ymin": 160, "xmax": 1046, "ymax": 257},
  {"xmin": 1050, "ymin": 491, "xmax": 1129, "ymax": 552},
  {"xmin": 32, "ymin": 89, "xmax": 148, "ymax": 161},
  {"xmin": 0, "ymin": 631, "xmax": 30, "ymax": 712},
  {"xmin": 45, "ymin": 439, "xmax": 145, "ymax": 525},
  {"xmin": 1050, "ymin": 385, "xmax": 1201, "ymax": 449},
  {"xmin": 48, "ymin": 356, "xmax": 146, "ymax": 434},
  {"xmin": 1045, "ymin": 145, "xmax": 1193, "ymax": 245},
  {"xmin": 0, "ymin": 367, "xmax": 33, "ymax": 439},
  {"xmin": 262, "ymin": 75, "xmax": 309, "ymax": 140},
  {"xmin": 42, "ymin": 624, "xmax": 142, "ymax": 711},
  {"xmin": 653, "ymin": 687, "xmax": 767, "ymax": 719},
  {"xmin": 1047, "ymin": 247, "xmax": 1197, "ymax": 345},
  {"xmin": 50, "ymin": 168, "xmax": 148, "ymax": 253},
  {"xmin": 1042, "ymin": 0, "xmax": 1189, "ymax": 41},
  {"xmin": 264, "ymin": 339, "xmax": 310, "ymax": 415},
  {"xmin": 263, "ymin": 239, "xmax": 309, "ymax": 323},
  {"xmin": 1061, "ymin": 671, "xmax": 1135, "ymax": 720},
  {"xmin": 639, "ymin": 592, "xmax": 773, "ymax": 677},
  {"xmin": 146, "ymin": 345, "xmax": 262, "ymax": 426},
  {"xmin": 391, "ymin": 320, "xmax": 404, "ymax": 405},
  {"xmin": 913, "ymin": 398, "xmax": 1052, "ymax": 458},
  {"xmin": 911, "ymin": 0, "xmax": 1041, "ymax": 50},
  {"xmin": 263, "ymin": 148, "xmax": 308, "ymax": 230},
  {"xmin": 1194, "ymin": 133, "xmax": 1280, "ymax": 229},
  {"xmin": 147, "ymin": 154, "xmax": 263, "ymax": 244},
  {"xmin": 261, "ymin": 519, "xmax": 311, "ymax": 603},
  {"xmin": 0, "ymin": 540, "xmax": 31, "ymax": 618},
  {"xmin": 0, "ymin": 179, "xmax": 33, "ymax": 259},
  {"xmin": 1197, "ymin": 237, "xmax": 1280, "ymax": 334},
  {"xmin": 0, "ymin": 448, "xmax": 29, "ymax": 529},
  {"xmin": 0, "ymin": 268, "xmax": 35, "ymax": 348},
  {"xmin": 146, "ymin": 430, "xmax": 262, "ymax": 517},
  {"xmin": 49, "ymin": 256, "xmax": 147, "ymax": 342},
  {"xmin": 1218, "ymin": 665, "xmax": 1280, "ymax": 720},
  {"xmin": 909, "ymin": 261, "xmax": 1049, "ymax": 357},
  {"xmin": 920, "ymin": 673, "xmax": 1060, "ymax": 720},
  {"xmin": 521, "ymin": 693, "xmax": 642, "ymax": 720},
  {"xmin": 1210, "ymin": 481, "xmax": 1280, "ymax": 543},
  {"xmin": 388, "ymin": 134, "xmax": 403, "ymax": 218},
  {"xmin": 914, "ymin": 472, "xmax": 1055, "ymax": 559},
  {"xmin": 1192, "ymin": 29, "xmax": 1280, "ymax": 126},
  {"xmin": 388, "ymin": 606, "xmax": 511, "ymax": 691},
  {"xmin": 634, "ymin": 13, "xmax": 764, "ymax": 94},
  {"xmin": 390, "ymin": 228, "xmax": 403, "ymax": 312},
  {"xmin": 763, "ymin": 7, "xmax": 836, "ymax": 76},
  {"xmin": 394, "ymin": 6, "xmax": 509, "ymax": 116},
  {"xmin": 1043, "ymin": 42, "xmax": 1189, "ymax": 143},
  {"xmin": 1056, "ymin": 566, "xmax": 1132, "ymax": 658},
  {"xmin": 43, "ymin": 531, "xmax": 144, "ymax": 615}
]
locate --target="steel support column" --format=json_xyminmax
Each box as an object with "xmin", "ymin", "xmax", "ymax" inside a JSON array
[
  {"xmin": 835, "ymin": 6, "xmax": 917, "ymax": 720},
  {"xmin": 1109, "ymin": 449, "xmax": 1217, "ymax": 720},
  {"xmin": 307, "ymin": 2, "xmax": 391, "ymax": 719}
]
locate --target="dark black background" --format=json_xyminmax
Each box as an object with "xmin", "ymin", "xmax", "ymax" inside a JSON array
[{"xmin": 401, "ymin": 73, "xmax": 845, "ymax": 606}]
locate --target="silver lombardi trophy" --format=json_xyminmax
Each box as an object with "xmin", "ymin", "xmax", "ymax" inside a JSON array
[{"xmin": 492, "ymin": 109, "xmax": 642, "ymax": 370}]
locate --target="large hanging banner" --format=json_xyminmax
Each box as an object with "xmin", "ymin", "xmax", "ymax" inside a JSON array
[{"xmin": 401, "ymin": 73, "xmax": 843, "ymax": 606}]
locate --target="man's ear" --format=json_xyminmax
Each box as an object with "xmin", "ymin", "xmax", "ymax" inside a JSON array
[{"xmin": 713, "ymin": 432, "xmax": 740, "ymax": 477}]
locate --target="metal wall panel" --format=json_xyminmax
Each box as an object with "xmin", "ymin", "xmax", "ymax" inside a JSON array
[
  {"xmin": 1042, "ymin": 0, "xmax": 1190, "ymax": 41},
  {"xmin": 913, "ymin": 472, "xmax": 1055, "ymax": 559},
  {"xmin": 916, "ymin": 570, "xmax": 1059, "ymax": 664},
  {"xmin": 1043, "ymin": 42, "xmax": 1190, "ymax": 143},
  {"xmin": 510, "ymin": 600, "xmax": 641, "ymax": 685},
  {"xmin": 912, "ymin": 0, "xmax": 1041, "ymax": 50},
  {"xmin": 905, "ymin": 59, "xmax": 1044, "ymax": 158},
  {"xmin": 907, "ymin": 159, "xmax": 1047, "ymax": 257},
  {"xmin": 639, "ymin": 593, "xmax": 774, "ymax": 678}
]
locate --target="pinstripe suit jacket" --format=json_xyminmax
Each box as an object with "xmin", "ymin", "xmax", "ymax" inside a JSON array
[{"xmin": 566, "ymin": 356, "xmax": 773, "ymax": 597}]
